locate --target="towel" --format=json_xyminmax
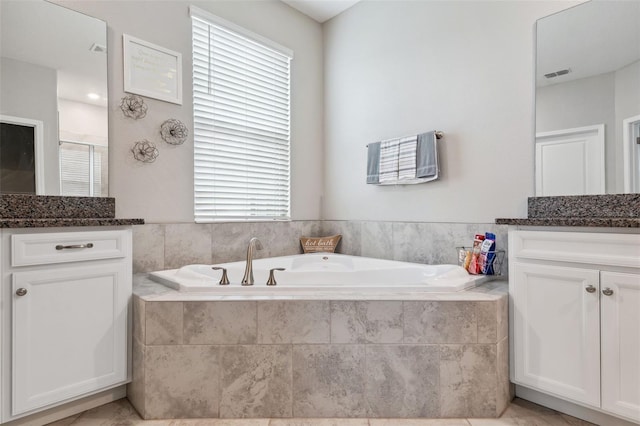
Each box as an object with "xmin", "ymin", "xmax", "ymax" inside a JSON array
[
  {"xmin": 417, "ymin": 131, "xmax": 438, "ymax": 180},
  {"xmin": 366, "ymin": 142, "xmax": 381, "ymax": 184},
  {"xmin": 397, "ymin": 135, "xmax": 418, "ymax": 180},
  {"xmin": 378, "ymin": 138, "xmax": 400, "ymax": 183}
]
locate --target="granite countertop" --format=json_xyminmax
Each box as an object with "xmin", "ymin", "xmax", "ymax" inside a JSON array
[
  {"xmin": 0, "ymin": 194, "xmax": 144, "ymax": 228},
  {"xmin": 0, "ymin": 218, "xmax": 145, "ymax": 228},
  {"xmin": 495, "ymin": 217, "xmax": 640, "ymax": 227},
  {"xmin": 496, "ymin": 194, "xmax": 640, "ymax": 228}
]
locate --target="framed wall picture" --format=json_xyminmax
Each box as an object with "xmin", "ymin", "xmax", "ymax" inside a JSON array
[{"xmin": 123, "ymin": 34, "xmax": 182, "ymax": 105}]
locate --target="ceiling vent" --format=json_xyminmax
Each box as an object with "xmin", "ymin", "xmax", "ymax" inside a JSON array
[
  {"xmin": 89, "ymin": 43, "xmax": 107, "ymax": 53},
  {"xmin": 544, "ymin": 68, "xmax": 571, "ymax": 79}
]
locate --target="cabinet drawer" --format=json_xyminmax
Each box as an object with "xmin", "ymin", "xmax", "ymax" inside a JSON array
[
  {"xmin": 510, "ymin": 231, "xmax": 640, "ymax": 268},
  {"xmin": 11, "ymin": 230, "xmax": 130, "ymax": 267}
]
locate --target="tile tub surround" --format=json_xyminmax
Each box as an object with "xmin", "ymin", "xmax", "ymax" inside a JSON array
[
  {"xmin": 132, "ymin": 221, "xmax": 506, "ymax": 274},
  {"xmin": 326, "ymin": 221, "xmax": 507, "ymax": 268},
  {"xmin": 133, "ymin": 221, "xmax": 323, "ymax": 273},
  {"xmin": 127, "ymin": 277, "xmax": 510, "ymax": 420}
]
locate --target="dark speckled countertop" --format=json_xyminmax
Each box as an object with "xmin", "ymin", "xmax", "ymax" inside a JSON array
[
  {"xmin": 495, "ymin": 217, "xmax": 640, "ymax": 227},
  {"xmin": 0, "ymin": 194, "xmax": 144, "ymax": 228},
  {"xmin": 0, "ymin": 218, "xmax": 145, "ymax": 228},
  {"xmin": 496, "ymin": 194, "xmax": 640, "ymax": 228}
]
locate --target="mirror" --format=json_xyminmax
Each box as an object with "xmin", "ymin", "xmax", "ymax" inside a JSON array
[
  {"xmin": 0, "ymin": 0, "xmax": 108, "ymax": 196},
  {"xmin": 535, "ymin": 1, "xmax": 640, "ymax": 196}
]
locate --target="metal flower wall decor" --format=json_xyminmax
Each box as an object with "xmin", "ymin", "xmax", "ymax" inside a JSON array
[
  {"xmin": 160, "ymin": 118, "xmax": 189, "ymax": 145},
  {"xmin": 131, "ymin": 140, "xmax": 159, "ymax": 163},
  {"xmin": 120, "ymin": 94, "xmax": 148, "ymax": 119},
  {"xmin": 120, "ymin": 94, "xmax": 188, "ymax": 164}
]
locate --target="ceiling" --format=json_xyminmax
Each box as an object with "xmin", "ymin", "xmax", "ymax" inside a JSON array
[{"xmin": 281, "ymin": 0, "xmax": 361, "ymax": 23}]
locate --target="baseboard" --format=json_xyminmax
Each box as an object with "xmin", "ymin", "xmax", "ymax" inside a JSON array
[
  {"xmin": 516, "ymin": 385, "xmax": 639, "ymax": 426},
  {"xmin": 0, "ymin": 386, "xmax": 126, "ymax": 426}
]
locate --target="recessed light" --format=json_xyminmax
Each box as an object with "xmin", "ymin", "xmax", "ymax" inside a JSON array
[{"xmin": 87, "ymin": 93, "xmax": 100, "ymax": 100}]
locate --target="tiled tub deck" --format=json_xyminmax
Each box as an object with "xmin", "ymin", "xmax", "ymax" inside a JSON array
[{"xmin": 128, "ymin": 276, "xmax": 510, "ymax": 420}]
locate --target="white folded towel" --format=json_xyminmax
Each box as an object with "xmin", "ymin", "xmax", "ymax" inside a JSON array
[
  {"xmin": 378, "ymin": 138, "xmax": 400, "ymax": 183},
  {"xmin": 397, "ymin": 135, "xmax": 417, "ymax": 180}
]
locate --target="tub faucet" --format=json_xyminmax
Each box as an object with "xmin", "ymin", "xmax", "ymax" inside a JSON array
[{"xmin": 241, "ymin": 237, "xmax": 263, "ymax": 286}]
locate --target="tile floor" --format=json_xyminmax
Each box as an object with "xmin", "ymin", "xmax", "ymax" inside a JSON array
[{"xmin": 47, "ymin": 398, "xmax": 598, "ymax": 426}]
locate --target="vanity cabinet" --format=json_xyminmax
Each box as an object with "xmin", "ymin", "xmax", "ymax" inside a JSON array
[
  {"xmin": 600, "ymin": 271, "xmax": 640, "ymax": 421},
  {"xmin": 510, "ymin": 230, "xmax": 640, "ymax": 424},
  {"xmin": 0, "ymin": 227, "xmax": 132, "ymax": 422},
  {"xmin": 511, "ymin": 262, "xmax": 601, "ymax": 406}
]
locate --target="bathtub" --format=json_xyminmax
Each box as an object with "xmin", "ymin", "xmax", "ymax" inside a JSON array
[{"xmin": 149, "ymin": 253, "xmax": 490, "ymax": 294}]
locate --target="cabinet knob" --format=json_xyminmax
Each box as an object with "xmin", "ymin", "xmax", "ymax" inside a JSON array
[
  {"xmin": 602, "ymin": 288, "xmax": 614, "ymax": 296},
  {"xmin": 15, "ymin": 288, "xmax": 27, "ymax": 297},
  {"xmin": 585, "ymin": 285, "xmax": 597, "ymax": 293}
]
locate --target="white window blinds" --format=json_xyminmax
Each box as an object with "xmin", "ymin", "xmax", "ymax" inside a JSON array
[
  {"xmin": 191, "ymin": 8, "xmax": 292, "ymax": 222},
  {"xmin": 59, "ymin": 141, "xmax": 108, "ymax": 197}
]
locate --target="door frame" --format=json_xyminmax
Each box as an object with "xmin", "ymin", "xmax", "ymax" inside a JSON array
[{"xmin": 622, "ymin": 114, "xmax": 640, "ymax": 193}]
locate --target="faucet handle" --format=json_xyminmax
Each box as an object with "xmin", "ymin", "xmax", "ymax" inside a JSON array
[
  {"xmin": 266, "ymin": 268, "xmax": 285, "ymax": 286},
  {"xmin": 211, "ymin": 267, "xmax": 230, "ymax": 285}
]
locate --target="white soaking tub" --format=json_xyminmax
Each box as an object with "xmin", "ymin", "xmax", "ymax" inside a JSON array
[{"xmin": 149, "ymin": 253, "xmax": 489, "ymax": 294}]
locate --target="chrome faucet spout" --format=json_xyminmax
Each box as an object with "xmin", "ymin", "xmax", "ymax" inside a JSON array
[{"xmin": 241, "ymin": 237, "xmax": 263, "ymax": 286}]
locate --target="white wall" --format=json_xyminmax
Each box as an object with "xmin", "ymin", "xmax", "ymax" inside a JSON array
[
  {"xmin": 322, "ymin": 1, "xmax": 579, "ymax": 223},
  {"xmin": 55, "ymin": 0, "xmax": 324, "ymax": 223},
  {"xmin": 0, "ymin": 57, "xmax": 60, "ymax": 195},
  {"xmin": 58, "ymin": 99, "xmax": 108, "ymax": 146}
]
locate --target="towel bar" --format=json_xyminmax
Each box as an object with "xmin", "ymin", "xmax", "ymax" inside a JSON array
[{"xmin": 366, "ymin": 131, "xmax": 443, "ymax": 148}]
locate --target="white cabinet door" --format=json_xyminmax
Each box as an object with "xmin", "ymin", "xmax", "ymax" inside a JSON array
[
  {"xmin": 11, "ymin": 262, "xmax": 129, "ymax": 416},
  {"xmin": 601, "ymin": 271, "xmax": 640, "ymax": 422},
  {"xmin": 512, "ymin": 262, "xmax": 601, "ymax": 407}
]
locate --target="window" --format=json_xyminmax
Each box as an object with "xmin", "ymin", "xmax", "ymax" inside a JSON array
[
  {"xmin": 59, "ymin": 141, "xmax": 108, "ymax": 197},
  {"xmin": 191, "ymin": 7, "xmax": 292, "ymax": 222}
]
